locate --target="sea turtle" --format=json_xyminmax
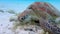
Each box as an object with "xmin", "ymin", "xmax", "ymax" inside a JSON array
[{"xmin": 18, "ymin": 2, "xmax": 60, "ymax": 34}]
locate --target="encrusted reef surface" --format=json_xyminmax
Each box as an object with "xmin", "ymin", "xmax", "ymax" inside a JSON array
[{"xmin": 13, "ymin": 2, "xmax": 60, "ymax": 34}]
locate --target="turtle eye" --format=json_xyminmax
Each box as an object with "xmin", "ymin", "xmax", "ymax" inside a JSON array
[
  {"xmin": 18, "ymin": 17, "xmax": 23, "ymax": 22},
  {"xmin": 19, "ymin": 15, "xmax": 29, "ymax": 22},
  {"xmin": 21, "ymin": 15, "xmax": 28, "ymax": 20},
  {"xmin": 21, "ymin": 17, "xmax": 24, "ymax": 20}
]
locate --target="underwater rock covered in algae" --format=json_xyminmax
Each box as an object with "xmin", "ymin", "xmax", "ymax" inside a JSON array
[{"xmin": 12, "ymin": 2, "xmax": 60, "ymax": 34}]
